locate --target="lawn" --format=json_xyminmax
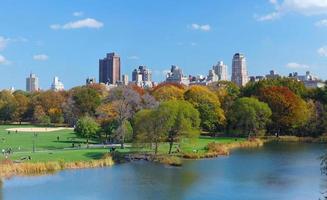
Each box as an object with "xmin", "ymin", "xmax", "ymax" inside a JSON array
[
  {"xmin": 0, "ymin": 125, "xmax": 245, "ymax": 163},
  {"xmin": 0, "ymin": 124, "xmax": 95, "ymax": 152}
]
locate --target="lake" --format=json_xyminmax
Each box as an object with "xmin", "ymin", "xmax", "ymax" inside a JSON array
[{"xmin": 1, "ymin": 142, "xmax": 326, "ymax": 200}]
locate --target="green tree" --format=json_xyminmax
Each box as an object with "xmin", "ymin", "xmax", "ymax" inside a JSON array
[
  {"xmin": 162, "ymin": 100, "xmax": 201, "ymax": 154},
  {"xmin": 134, "ymin": 105, "xmax": 174, "ymax": 155},
  {"xmin": 75, "ymin": 116, "xmax": 100, "ymax": 140},
  {"xmin": 71, "ymin": 87, "xmax": 101, "ymax": 116},
  {"xmin": 184, "ymin": 86, "xmax": 225, "ymax": 134},
  {"xmin": 229, "ymin": 97, "xmax": 272, "ymax": 137}
]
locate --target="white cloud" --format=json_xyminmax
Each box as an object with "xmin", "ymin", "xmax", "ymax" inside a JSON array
[
  {"xmin": 0, "ymin": 36, "xmax": 9, "ymax": 51},
  {"xmin": 257, "ymin": 0, "xmax": 327, "ymax": 22},
  {"xmin": 50, "ymin": 18, "xmax": 104, "ymax": 30},
  {"xmin": 318, "ymin": 46, "xmax": 327, "ymax": 56},
  {"xmin": 255, "ymin": 12, "xmax": 280, "ymax": 21},
  {"xmin": 315, "ymin": 19, "xmax": 327, "ymax": 26},
  {"xmin": 73, "ymin": 11, "xmax": 84, "ymax": 17},
  {"xmin": 127, "ymin": 56, "xmax": 140, "ymax": 60},
  {"xmin": 190, "ymin": 23, "xmax": 211, "ymax": 32},
  {"xmin": 0, "ymin": 54, "xmax": 9, "ymax": 65},
  {"xmin": 286, "ymin": 62, "xmax": 309, "ymax": 69},
  {"xmin": 190, "ymin": 42, "xmax": 197, "ymax": 46},
  {"xmin": 33, "ymin": 54, "xmax": 49, "ymax": 61}
]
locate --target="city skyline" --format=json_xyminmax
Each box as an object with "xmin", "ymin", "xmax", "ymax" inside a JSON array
[{"xmin": 1, "ymin": 0, "xmax": 327, "ymax": 90}]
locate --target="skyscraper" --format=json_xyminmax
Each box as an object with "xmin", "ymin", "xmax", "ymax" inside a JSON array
[
  {"xmin": 26, "ymin": 73, "xmax": 39, "ymax": 92},
  {"xmin": 51, "ymin": 76, "xmax": 64, "ymax": 91},
  {"xmin": 231, "ymin": 53, "xmax": 248, "ymax": 86},
  {"xmin": 213, "ymin": 61, "xmax": 228, "ymax": 81},
  {"xmin": 99, "ymin": 52, "xmax": 121, "ymax": 84}
]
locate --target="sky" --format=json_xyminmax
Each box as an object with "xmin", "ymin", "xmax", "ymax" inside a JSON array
[{"xmin": 1, "ymin": 0, "xmax": 327, "ymax": 90}]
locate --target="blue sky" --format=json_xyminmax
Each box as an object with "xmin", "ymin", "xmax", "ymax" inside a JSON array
[{"xmin": 1, "ymin": 0, "xmax": 327, "ymax": 90}]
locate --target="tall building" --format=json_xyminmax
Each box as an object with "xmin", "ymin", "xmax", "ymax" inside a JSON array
[
  {"xmin": 132, "ymin": 66, "xmax": 153, "ymax": 88},
  {"xmin": 166, "ymin": 65, "xmax": 190, "ymax": 85},
  {"xmin": 231, "ymin": 53, "xmax": 248, "ymax": 86},
  {"xmin": 99, "ymin": 52, "xmax": 121, "ymax": 84},
  {"xmin": 122, "ymin": 74, "xmax": 129, "ymax": 86},
  {"xmin": 51, "ymin": 76, "xmax": 64, "ymax": 91},
  {"xmin": 26, "ymin": 73, "xmax": 39, "ymax": 92},
  {"xmin": 213, "ymin": 61, "xmax": 228, "ymax": 81},
  {"xmin": 132, "ymin": 66, "xmax": 152, "ymax": 82}
]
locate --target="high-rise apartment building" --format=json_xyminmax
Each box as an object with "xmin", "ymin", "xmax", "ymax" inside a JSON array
[
  {"xmin": 132, "ymin": 66, "xmax": 152, "ymax": 82},
  {"xmin": 99, "ymin": 52, "xmax": 121, "ymax": 84},
  {"xmin": 132, "ymin": 66, "xmax": 153, "ymax": 88},
  {"xmin": 166, "ymin": 65, "xmax": 190, "ymax": 85},
  {"xmin": 213, "ymin": 61, "xmax": 228, "ymax": 81},
  {"xmin": 231, "ymin": 53, "xmax": 248, "ymax": 86},
  {"xmin": 51, "ymin": 76, "xmax": 64, "ymax": 91},
  {"xmin": 26, "ymin": 73, "xmax": 39, "ymax": 92}
]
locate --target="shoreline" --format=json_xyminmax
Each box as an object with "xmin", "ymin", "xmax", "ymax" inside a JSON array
[{"xmin": 0, "ymin": 137, "xmax": 321, "ymax": 179}]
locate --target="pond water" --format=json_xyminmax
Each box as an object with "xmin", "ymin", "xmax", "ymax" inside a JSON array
[{"xmin": 1, "ymin": 142, "xmax": 326, "ymax": 200}]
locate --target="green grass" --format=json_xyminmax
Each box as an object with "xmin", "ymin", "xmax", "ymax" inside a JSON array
[
  {"xmin": 0, "ymin": 124, "xmax": 95, "ymax": 152},
  {"xmin": 0, "ymin": 124, "xmax": 245, "ymax": 163},
  {"xmin": 9, "ymin": 149, "xmax": 110, "ymax": 162}
]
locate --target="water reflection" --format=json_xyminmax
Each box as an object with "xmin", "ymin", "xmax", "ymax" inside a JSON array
[{"xmin": 1, "ymin": 143, "xmax": 325, "ymax": 200}]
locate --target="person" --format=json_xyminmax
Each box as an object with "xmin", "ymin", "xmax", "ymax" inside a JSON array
[{"xmin": 72, "ymin": 143, "xmax": 75, "ymax": 148}]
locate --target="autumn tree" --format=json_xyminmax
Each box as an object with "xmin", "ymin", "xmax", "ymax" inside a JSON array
[
  {"xmin": 208, "ymin": 81, "xmax": 240, "ymax": 115},
  {"xmin": 0, "ymin": 91, "xmax": 17, "ymax": 122},
  {"xmin": 107, "ymin": 86, "xmax": 141, "ymax": 148},
  {"xmin": 242, "ymin": 77, "xmax": 308, "ymax": 98},
  {"xmin": 229, "ymin": 97, "xmax": 272, "ymax": 137},
  {"xmin": 184, "ymin": 86, "xmax": 225, "ymax": 134},
  {"xmin": 13, "ymin": 93, "xmax": 30, "ymax": 123},
  {"xmin": 151, "ymin": 83, "xmax": 185, "ymax": 101},
  {"xmin": 258, "ymin": 86, "xmax": 309, "ymax": 135}
]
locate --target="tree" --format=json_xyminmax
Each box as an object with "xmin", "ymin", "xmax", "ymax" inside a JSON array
[
  {"xmin": 75, "ymin": 116, "xmax": 100, "ymax": 140},
  {"xmin": 151, "ymin": 83, "xmax": 185, "ymax": 101},
  {"xmin": 13, "ymin": 93, "xmax": 30, "ymax": 123},
  {"xmin": 208, "ymin": 81, "xmax": 240, "ymax": 113},
  {"xmin": 161, "ymin": 100, "xmax": 201, "ymax": 154},
  {"xmin": 134, "ymin": 106, "xmax": 174, "ymax": 155},
  {"xmin": 184, "ymin": 86, "xmax": 225, "ymax": 134},
  {"xmin": 0, "ymin": 91, "xmax": 18, "ymax": 122},
  {"xmin": 107, "ymin": 86, "xmax": 141, "ymax": 148},
  {"xmin": 242, "ymin": 77, "xmax": 308, "ymax": 98},
  {"xmin": 229, "ymin": 97, "xmax": 272, "ymax": 137},
  {"xmin": 71, "ymin": 87, "xmax": 101, "ymax": 116},
  {"xmin": 258, "ymin": 86, "xmax": 309, "ymax": 135}
]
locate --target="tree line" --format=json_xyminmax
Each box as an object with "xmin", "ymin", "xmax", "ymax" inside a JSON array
[{"xmin": 1, "ymin": 78, "xmax": 327, "ymax": 152}]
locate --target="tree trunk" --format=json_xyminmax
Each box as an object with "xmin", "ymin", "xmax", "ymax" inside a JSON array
[
  {"xmin": 168, "ymin": 137, "xmax": 173, "ymax": 154},
  {"xmin": 154, "ymin": 141, "xmax": 158, "ymax": 156}
]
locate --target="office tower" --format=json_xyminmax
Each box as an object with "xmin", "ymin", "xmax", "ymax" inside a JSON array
[
  {"xmin": 207, "ymin": 69, "xmax": 219, "ymax": 82},
  {"xmin": 26, "ymin": 73, "xmax": 39, "ymax": 92},
  {"xmin": 213, "ymin": 61, "xmax": 228, "ymax": 81},
  {"xmin": 231, "ymin": 53, "xmax": 248, "ymax": 86},
  {"xmin": 51, "ymin": 76, "xmax": 64, "ymax": 91},
  {"xmin": 99, "ymin": 52, "xmax": 121, "ymax": 84}
]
